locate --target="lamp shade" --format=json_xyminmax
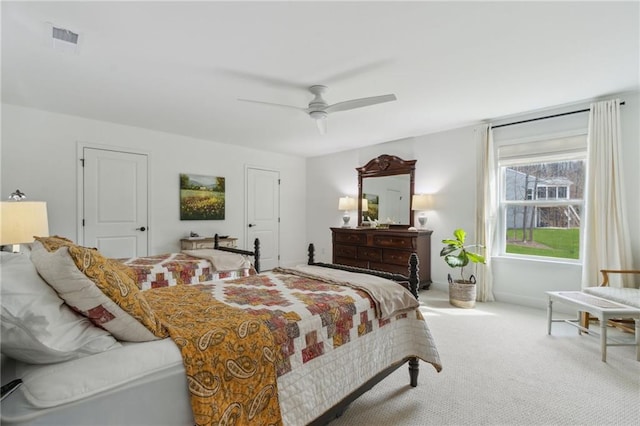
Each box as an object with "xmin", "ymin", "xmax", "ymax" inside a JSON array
[
  {"xmin": 0, "ymin": 201, "xmax": 49, "ymax": 245},
  {"xmin": 361, "ymin": 198, "xmax": 368, "ymax": 212},
  {"xmin": 338, "ymin": 196, "xmax": 356, "ymax": 211},
  {"xmin": 411, "ymin": 194, "xmax": 431, "ymax": 211}
]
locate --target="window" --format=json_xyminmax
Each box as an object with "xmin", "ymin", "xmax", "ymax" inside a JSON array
[{"xmin": 498, "ymin": 134, "xmax": 587, "ymax": 261}]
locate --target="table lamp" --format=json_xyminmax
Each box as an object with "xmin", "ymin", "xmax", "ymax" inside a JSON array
[
  {"xmin": 411, "ymin": 194, "xmax": 431, "ymax": 228},
  {"xmin": 1, "ymin": 192, "xmax": 49, "ymax": 252},
  {"xmin": 338, "ymin": 196, "xmax": 357, "ymax": 227}
]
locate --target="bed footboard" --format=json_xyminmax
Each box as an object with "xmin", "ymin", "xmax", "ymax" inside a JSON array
[
  {"xmin": 305, "ymin": 242, "xmax": 422, "ymax": 423},
  {"xmin": 214, "ymin": 234, "xmax": 260, "ymax": 273},
  {"xmin": 307, "ymin": 243, "xmax": 419, "ymax": 299}
]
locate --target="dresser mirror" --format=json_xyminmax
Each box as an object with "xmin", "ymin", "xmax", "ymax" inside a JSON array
[{"xmin": 357, "ymin": 154, "xmax": 416, "ymax": 227}]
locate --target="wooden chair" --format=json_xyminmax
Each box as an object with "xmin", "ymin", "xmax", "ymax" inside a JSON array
[{"xmin": 580, "ymin": 269, "xmax": 640, "ymax": 333}]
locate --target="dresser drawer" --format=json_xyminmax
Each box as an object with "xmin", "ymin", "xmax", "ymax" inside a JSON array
[
  {"xmin": 382, "ymin": 249, "xmax": 411, "ymax": 266},
  {"xmin": 334, "ymin": 232, "xmax": 367, "ymax": 245},
  {"xmin": 335, "ymin": 257, "xmax": 369, "ymax": 269},
  {"xmin": 371, "ymin": 235, "xmax": 414, "ymax": 249},
  {"xmin": 357, "ymin": 246, "xmax": 382, "ymax": 262},
  {"xmin": 334, "ymin": 244, "xmax": 357, "ymax": 259},
  {"xmin": 370, "ymin": 262, "xmax": 409, "ymax": 276}
]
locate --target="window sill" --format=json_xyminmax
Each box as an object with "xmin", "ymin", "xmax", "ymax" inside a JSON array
[{"xmin": 492, "ymin": 254, "xmax": 582, "ymax": 267}]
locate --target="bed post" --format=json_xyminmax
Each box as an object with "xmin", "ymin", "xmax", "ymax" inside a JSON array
[
  {"xmin": 408, "ymin": 253, "xmax": 419, "ymax": 299},
  {"xmin": 308, "ymin": 243, "xmax": 315, "ymax": 264},
  {"xmin": 253, "ymin": 238, "xmax": 260, "ymax": 274},
  {"xmin": 214, "ymin": 234, "xmax": 220, "ymax": 249},
  {"xmin": 408, "ymin": 253, "xmax": 420, "ymax": 387}
]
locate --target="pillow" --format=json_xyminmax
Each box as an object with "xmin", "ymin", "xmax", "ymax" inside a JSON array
[
  {"xmin": 31, "ymin": 238, "xmax": 167, "ymax": 342},
  {"xmin": 0, "ymin": 251, "xmax": 121, "ymax": 364}
]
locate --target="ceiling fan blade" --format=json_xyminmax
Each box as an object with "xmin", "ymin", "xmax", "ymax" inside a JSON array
[
  {"xmin": 238, "ymin": 98, "xmax": 306, "ymax": 112},
  {"xmin": 216, "ymin": 68, "xmax": 308, "ymax": 90},
  {"xmin": 325, "ymin": 94, "xmax": 397, "ymax": 114}
]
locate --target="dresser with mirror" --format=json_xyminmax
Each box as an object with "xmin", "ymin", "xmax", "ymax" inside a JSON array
[{"xmin": 331, "ymin": 154, "xmax": 432, "ymax": 289}]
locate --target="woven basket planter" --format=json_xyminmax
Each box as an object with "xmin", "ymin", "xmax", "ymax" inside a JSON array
[{"xmin": 448, "ymin": 274, "xmax": 476, "ymax": 308}]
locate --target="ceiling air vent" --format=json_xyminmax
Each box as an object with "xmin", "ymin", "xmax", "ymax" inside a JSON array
[
  {"xmin": 46, "ymin": 23, "xmax": 81, "ymax": 54},
  {"xmin": 52, "ymin": 27, "xmax": 79, "ymax": 45}
]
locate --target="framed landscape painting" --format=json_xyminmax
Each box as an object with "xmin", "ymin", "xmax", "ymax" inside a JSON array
[
  {"xmin": 180, "ymin": 173, "xmax": 225, "ymax": 220},
  {"xmin": 363, "ymin": 193, "xmax": 379, "ymax": 221}
]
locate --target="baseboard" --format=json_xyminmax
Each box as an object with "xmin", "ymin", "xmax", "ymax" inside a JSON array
[{"xmin": 428, "ymin": 282, "xmax": 577, "ymax": 315}]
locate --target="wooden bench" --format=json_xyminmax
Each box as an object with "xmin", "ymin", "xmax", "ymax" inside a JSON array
[{"xmin": 546, "ymin": 291, "xmax": 640, "ymax": 362}]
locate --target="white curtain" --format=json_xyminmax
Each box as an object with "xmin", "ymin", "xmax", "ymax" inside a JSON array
[
  {"xmin": 475, "ymin": 124, "xmax": 496, "ymax": 301},
  {"xmin": 582, "ymin": 99, "xmax": 633, "ymax": 288}
]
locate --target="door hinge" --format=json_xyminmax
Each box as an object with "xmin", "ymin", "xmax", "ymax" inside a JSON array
[
  {"xmin": 80, "ymin": 158, "xmax": 85, "ymax": 167},
  {"xmin": 278, "ymin": 179, "xmax": 281, "ymax": 185},
  {"xmin": 278, "ymin": 217, "xmax": 280, "ymax": 223},
  {"xmin": 82, "ymin": 219, "xmax": 85, "ymax": 226},
  {"xmin": 278, "ymin": 255, "xmax": 280, "ymax": 260}
]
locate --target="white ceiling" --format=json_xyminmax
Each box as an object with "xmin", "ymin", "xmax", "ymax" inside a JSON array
[{"xmin": 2, "ymin": 1, "xmax": 638, "ymax": 158}]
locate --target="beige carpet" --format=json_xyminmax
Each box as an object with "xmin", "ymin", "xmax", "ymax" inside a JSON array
[{"xmin": 329, "ymin": 289, "xmax": 639, "ymax": 426}]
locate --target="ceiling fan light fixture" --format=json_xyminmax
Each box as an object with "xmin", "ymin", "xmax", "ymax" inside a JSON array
[
  {"xmin": 311, "ymin": 112, "xmax": 327, "ymax": 135},
  {"xmin": 309, "ymin": 110, "xmax": 327, "ymax": 121}
]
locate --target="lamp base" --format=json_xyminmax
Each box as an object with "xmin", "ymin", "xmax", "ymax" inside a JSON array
[
  {"xmin": 342, "ymin": 214, "xmax": 351, "ymax": 228},
  {"xmin": 418, "ymin": 216, "xmax": 427, "ymax": 228}
]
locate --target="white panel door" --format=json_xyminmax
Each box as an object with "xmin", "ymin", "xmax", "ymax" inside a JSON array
[
  {"xmin": 83, "ymin": 148, "xmax": 148, "ymax": 258},
  {"xmin": 247, "ymin": 167, "xmax": 280, "ymax": 271},
  {"xmin": 385, "ymin": 188, "xmax": 402, "ymax": 223}
]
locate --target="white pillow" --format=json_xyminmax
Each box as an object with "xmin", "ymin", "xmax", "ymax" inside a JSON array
[
  {"xmin": 0, "ymin": 251, "xmax": 121, "ymax": 364},
  {"xmin": 30, "ymin": 241, "xmax": 162, "ymax": 342}
]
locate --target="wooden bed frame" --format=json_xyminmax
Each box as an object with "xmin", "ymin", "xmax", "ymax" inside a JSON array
[
  {"xmin": 213, "ymin": 233, "xmax": 260, "ymax": 273},
  {"xmin": 306, "ymin": 243, "xmax": 422, "ymax": 425}
]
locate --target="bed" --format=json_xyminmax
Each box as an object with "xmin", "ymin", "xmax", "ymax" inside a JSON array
[
  {"xmin": 0, "ymin": 237, "xmax": 441, "ymax": 426},
  {"xmin": 120, "ymin": 234, "xmax": 261, "ymax": 289}
]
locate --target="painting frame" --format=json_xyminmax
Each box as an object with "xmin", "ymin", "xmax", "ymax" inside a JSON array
[
  {"xmin": 363, "ymin": 193, "xmax": 379, "ymax": 221},
  {"xmin": 179, "ymin": 173, "xmax": 226, "ymax": 220}
]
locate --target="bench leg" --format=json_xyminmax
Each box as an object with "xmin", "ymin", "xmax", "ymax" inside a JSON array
[
  {"xmin": 600, "ymin": 318, "xmax": 607, "ymax": 362},
  {"xmin": 580, "ymin": 311, "xmax": 590, "ymax": 334},
  {"xmin": 634, "ymin": 318, "xmax": 640, "ymax": 361},
  {"xmin": 547, "ymin": 298, "xmax": 553, "ymax": 335}
]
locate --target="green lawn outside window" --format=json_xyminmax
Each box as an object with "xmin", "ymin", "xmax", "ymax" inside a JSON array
[{"xmin": 506, "ymin": 228, "xmax": 580, "ymax": 259}]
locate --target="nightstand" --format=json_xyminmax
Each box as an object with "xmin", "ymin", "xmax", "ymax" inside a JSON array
[{"xmin": 180, "ymin": 237, "xmax": 238, "ymax": 250}]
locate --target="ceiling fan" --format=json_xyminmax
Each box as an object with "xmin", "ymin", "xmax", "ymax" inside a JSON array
[{"xmin": 238, "ymin": 85, "xmax": 397, "ymax": 135}]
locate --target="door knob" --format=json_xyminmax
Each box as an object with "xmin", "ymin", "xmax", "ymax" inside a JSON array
[
  {"xmin": 248, "ymin": 223, "xmax": 256, "ymax": 228},
  {"xmin": 136, "ymin": 226, "xmax": 147, "ymax": 231}
]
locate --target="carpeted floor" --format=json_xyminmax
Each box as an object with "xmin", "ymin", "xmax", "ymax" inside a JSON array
[{"xmin": 329, "ymin": 289, "xmax": 639, "ymax": 426}]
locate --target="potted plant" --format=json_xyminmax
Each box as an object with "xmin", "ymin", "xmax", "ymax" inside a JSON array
[{"xmin": 440, "ymin": 228, "xmax": 486, "ymax": 308}]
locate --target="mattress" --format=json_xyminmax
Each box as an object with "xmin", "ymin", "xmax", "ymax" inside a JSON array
[{"xmin": 1, "ymin": 268, "xmax": 440, "ymax": 426}]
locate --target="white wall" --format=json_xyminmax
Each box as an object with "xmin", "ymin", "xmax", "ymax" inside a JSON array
[
  {"xmin": 0, "ymin": 104, "xmax": 308, "ymax": 266},
  {"xmin": 307, "ymin": 91, "xmax": 640, "ymax": 309},
  {"xmin": 3, "ymin": 90, "xmax": 637, "ymax": 308}
]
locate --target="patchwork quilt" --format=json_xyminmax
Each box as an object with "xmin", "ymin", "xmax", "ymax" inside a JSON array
[
  {"xmin": 120, "ymin": 253, "xmax": 253, "ymax": 290},
  {"xmin": 152, "ymin": 267, "xmax": 442, "ymax": 425}
]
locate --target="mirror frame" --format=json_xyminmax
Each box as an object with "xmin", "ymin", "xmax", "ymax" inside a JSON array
[{"xmin": 357, "ymin": 154, "xmax": 416, "ymax": 227}]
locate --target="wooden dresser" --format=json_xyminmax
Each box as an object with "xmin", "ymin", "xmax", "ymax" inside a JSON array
[{"xmin": 331, "ymin": 227, "xmax": 432, "ymax": 289}]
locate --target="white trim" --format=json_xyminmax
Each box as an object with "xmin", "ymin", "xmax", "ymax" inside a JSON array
[{"xmin": 496, "ymin": 134, "xmax": 587, "ymax": 263}]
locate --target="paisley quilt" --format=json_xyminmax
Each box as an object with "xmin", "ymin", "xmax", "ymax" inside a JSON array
[
  {"xmin": 144, "ymin": 285, "xmax": 282, "ymax": 426},
  {"xmin": 140, "ymin": 267, "xmax": 441, "ymax": 426}
]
